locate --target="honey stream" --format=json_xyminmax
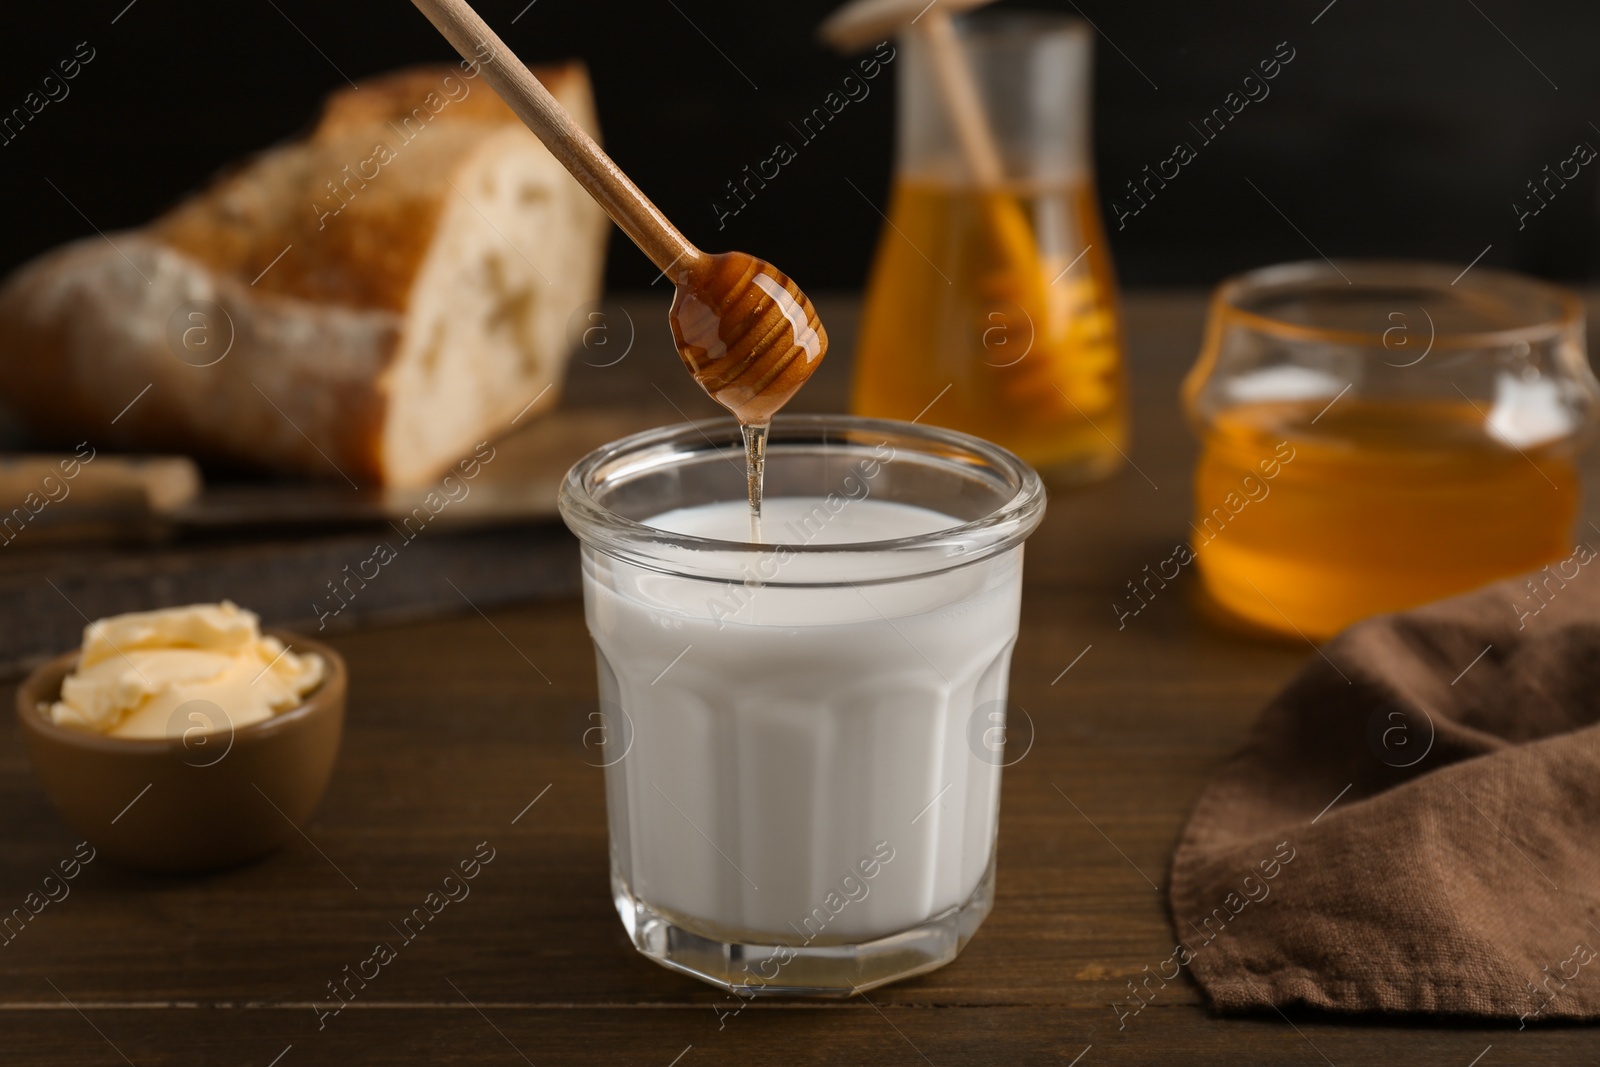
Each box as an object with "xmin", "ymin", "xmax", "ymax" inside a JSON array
[{"xmin": 668, "ymin": 252, "xmax": 827, "ymax": 543}]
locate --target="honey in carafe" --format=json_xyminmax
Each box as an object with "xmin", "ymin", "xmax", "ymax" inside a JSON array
[
  {"xmin": 1193, "ymin": 397, "xmax": 1579, "ymax": 639},
  {"xmin": 852, "ymin": 177, "xmax": 1126, "ymax": 477}
]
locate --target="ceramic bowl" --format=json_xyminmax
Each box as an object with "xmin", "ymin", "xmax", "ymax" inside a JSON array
[{"xmin": 15, "ymin": 630, "xmax": 345, "ymax": 873}]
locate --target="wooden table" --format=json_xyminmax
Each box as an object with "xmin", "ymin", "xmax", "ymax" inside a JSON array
[{"xmin": 4, "ymin": 293, "xmax": 1596, "ymax": 1065}]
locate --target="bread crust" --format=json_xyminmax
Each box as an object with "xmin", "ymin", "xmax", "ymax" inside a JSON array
[
  {"xmin": 0, "ymin": 235, "xmax": 397, "ymax": 482},
  {"xmin": 0, "ymin": 63, "xmax": 602, "ymax": 487}
]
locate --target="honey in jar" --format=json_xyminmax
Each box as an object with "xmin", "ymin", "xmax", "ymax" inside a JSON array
[
  {"xmin": 850, "ymin": 14, "xmax": 1127, "ymax": 481},
  {"xmin": 1185, "ymin": 261, "xmax": 1600, "ymax": 641},
  {"xmin": 853, "ymin": 178, "xmax": 1124, "ymax": 477},
  {"xmin": 1194, "ymin": 396, "xmax": 1579, "ymax": 639}
]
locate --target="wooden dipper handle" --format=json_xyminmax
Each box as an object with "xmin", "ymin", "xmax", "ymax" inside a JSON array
[
  {"xmin": 411, "ymin": 0, "xmax": 828, "ymax": 431},
  {"xmin": 918, "ymin": 7, "xmax": 1006, "ymax": 187},
  {"xmin": 411, "ymin": 0, "xmax": 701, "ymax": 277}
]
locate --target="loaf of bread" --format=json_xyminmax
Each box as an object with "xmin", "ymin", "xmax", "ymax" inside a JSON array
[{"xmin": 0, "ymin": 62, "xmax": 606, "ymax": 487}]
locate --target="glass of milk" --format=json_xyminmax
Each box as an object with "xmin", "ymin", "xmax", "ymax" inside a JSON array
[{"xmin": 560, "ymin": 414, "xmax": 1046, "ymax": 996}]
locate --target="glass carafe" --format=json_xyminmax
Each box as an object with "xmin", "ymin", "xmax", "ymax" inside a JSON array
[{"xmin": 852, "ymin": 12, "xmax": 1126, "ymax": 482}]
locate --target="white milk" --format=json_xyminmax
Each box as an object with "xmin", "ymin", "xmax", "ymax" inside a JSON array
[{"xmin": 583, "ymin": 497, "xmax": 1023, "ymax": 943}]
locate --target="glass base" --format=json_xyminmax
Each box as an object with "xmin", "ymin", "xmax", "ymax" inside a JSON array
[{"xmin": 612, "ymin": 857, "xmax": 995, "ymax": 997}]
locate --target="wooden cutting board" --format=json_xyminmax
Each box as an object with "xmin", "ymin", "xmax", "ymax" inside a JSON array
[
  {"xmin": 169, "ymin": 407, "xmax": 666, "ymax": 529},
  {"xmin": 0, "ymin": 407, "xmax": 670, "ymax": 676}
]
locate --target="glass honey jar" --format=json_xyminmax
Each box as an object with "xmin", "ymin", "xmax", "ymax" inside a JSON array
[{"xmin": 1183, "ymin": 260, "xmax": 1600, "ymax": 640}]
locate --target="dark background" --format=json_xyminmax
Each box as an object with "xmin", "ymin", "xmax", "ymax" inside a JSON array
[{"xmin": 2, "ymin": 0, "xmax": 1598, "ymax": 291}]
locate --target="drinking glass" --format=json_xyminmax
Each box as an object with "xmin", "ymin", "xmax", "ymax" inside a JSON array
[
  {"xmin": 1182, "ymin": 260, "xmax": 1600, "ymax": 639},
  {"xmin": 559, "ymin": 415, "xmax": 1045, "ymax": 995},
  {"xmin": 851, "ymin": 13, "xmax": 1126, "ymax": 481}
]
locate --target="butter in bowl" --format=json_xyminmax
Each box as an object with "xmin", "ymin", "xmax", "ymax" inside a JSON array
[{"xmin": 16, "ymin": 601, "xmax": 345, "ymax": 873}]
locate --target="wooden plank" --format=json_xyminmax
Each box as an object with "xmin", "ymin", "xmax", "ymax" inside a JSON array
[
  {"xmin": 2, "ymin": 1004, "xmax": 1578, "ymax": 1067},
  {"xmin": 1, "ymin": 292, "xmax": 1596, "ymax": 1063},
  {"xmin": 0, "ymin": 590, "xmax": 1306, "ymax": 1006}
]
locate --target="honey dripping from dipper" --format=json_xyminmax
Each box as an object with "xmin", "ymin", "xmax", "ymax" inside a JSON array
[{"xmin": 669, "ymin": 252, "xmax": 828, "ymax": 541}]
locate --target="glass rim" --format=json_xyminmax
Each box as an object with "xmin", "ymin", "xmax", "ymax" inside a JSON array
[
  {"xmin": 1208, "ymin": 259, "xmax": 1584, "ymax": 351},
  {"xmin": 558, "ymin": 414, "xmax": 1047, "ymax": 583}
]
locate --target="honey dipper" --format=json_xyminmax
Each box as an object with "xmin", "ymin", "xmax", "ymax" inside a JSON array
[{"xmin": 411, "ymin": 0, "xmax": 827, "ymax": 513}]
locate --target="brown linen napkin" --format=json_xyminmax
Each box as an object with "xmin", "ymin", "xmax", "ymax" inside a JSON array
[{"xmin": 1169, "ymin": 552, "xmax": 1600, "ymax": 1023}]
